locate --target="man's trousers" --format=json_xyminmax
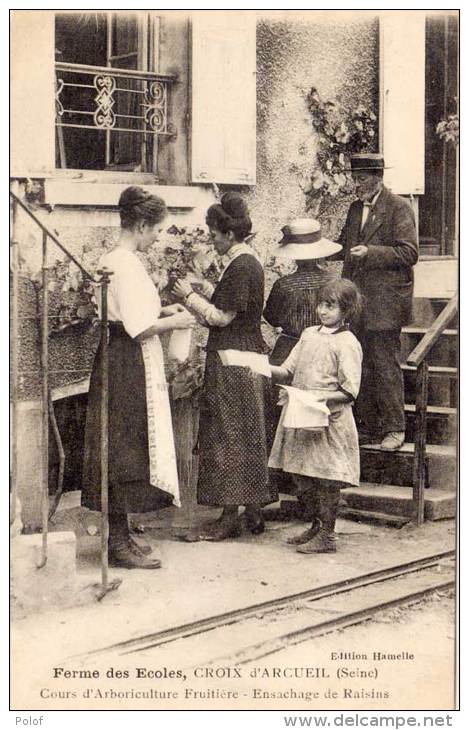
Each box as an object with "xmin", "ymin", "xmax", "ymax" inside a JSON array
[{"xmin": 355, "ymin": 328, "xmax": 406, "ymax": 436}]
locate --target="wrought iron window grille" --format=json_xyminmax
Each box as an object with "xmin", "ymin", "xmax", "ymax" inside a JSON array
[
  {"xmin": 55, "ymin": 62, "xmax": 177, "ymax": 171},
  {"xmin": 55, "ymin": 62, "xmax": 177, "ymax": 136}
]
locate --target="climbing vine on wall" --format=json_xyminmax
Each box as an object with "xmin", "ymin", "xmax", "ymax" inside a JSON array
[
  {"xmin": 436, "ymin": 113, "xmax": 459, "ymax": 146},
  {"xmin": 304, "ymin": 86, "xmax": 378, "ymax": 213}
]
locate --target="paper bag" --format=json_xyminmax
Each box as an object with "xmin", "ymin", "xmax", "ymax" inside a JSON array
[
  {"xmin": 279, "ymin": 385, "xmax": 330, "ymax": 430},
  {"xmin": 168, "ymin": 328, "xmax": 192, "ymax": 363}
]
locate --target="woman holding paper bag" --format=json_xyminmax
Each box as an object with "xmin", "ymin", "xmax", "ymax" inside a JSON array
[
  {"xmin": 173, "ymin": 193, "xmax": 276, "ymax": 540},
  {"xmin": 269, "ymin": 279, "xmax": 363, "ymax": 554},
  {"xmin": 82, "ymin": 187, "xmax": 195, "ymax": 569}
]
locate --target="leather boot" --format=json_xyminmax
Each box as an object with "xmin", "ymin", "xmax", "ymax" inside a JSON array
[
  {"xmin": 287, "ymin": 488, "xmax": 319, "ymax": 544},
  {"xmin": 109, "ymin": 513, "xmax": 161, "ymax": 569},
  {"xmin": 109, "ymin": 541, "xmax": 162, "ymax": 569},
  {"xmin": 129, "ymin": 522, "xmax": 153, "ymax": 555},
  {"xmin": 130, "ymin": 536, "xmax": 153, "ymax": 555},
  {"xmin": 296, "ymin": 487, "xmax": 340, "ymax": 554},
  {"xmin": 199, "ymin": 507, "xmax": 242, "ymax": 541},
  {"xmin": 244, "ymin": 505, "xmax": 265, "ymax": 535},
  {"xmin": 286, "ymin": 517, "xmax": 321, "ymax": 545}
]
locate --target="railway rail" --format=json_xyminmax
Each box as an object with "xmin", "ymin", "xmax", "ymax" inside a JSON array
[{"xmin": 76, "ymin": 550, "xmax": 455, "ymax": 665}]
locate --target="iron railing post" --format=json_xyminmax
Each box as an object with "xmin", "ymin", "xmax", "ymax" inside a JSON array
[
  {"xmin": 412, "ymin": 360, "xmax": 429, "ymax": 525},
  {"xmin": 8, "ymin": 190, "xmax": 122, "ymax": 597},
  {"xmin": 96, "ymin": 267, "xmax": 121, "ymax": 600},
  {"xmin": 38, "ymin": 231, "xmax": 50, "ymax": 568},
  {"xmin": 99, "ymin": 268, "xmax": 110, "ymax": 593},
  {"xmin": 10, "ymin": 183, "xmax": 20, "ymax": 526}
]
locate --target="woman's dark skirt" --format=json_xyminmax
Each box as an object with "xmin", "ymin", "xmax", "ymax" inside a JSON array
[
  {"xmin": 269, "ymin": 333, "xmax": 299, "ymax": 367},
  {"xmin": 81, "ymin": 324, "xmax": 172, "ymax": 514},
  {"xmin": 197, "ymin": 351, "xmax": 278, "ymax": 507}
]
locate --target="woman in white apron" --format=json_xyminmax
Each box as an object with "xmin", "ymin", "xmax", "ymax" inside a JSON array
[{"xmin": 82, "ymin": 187, "xmax": 195, "ymax": 569}]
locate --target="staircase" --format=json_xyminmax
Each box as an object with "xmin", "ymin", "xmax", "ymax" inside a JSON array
[{"xmin": 341, "ymin": 296, "xmax": 458, "ymax": 526}]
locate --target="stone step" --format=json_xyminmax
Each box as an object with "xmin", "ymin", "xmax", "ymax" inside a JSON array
[
  {"xmin": 339, "ymin": 506, "xmax": 410, "ymax": 528},
  {"xmin": 341, "ymin": 483, "xmax": 456, "ymax": 521},
  {"xmin": 360, "ymin": 442, "xmax": 457, "ymax": 491},
  {"xmin": 404, "ymin": 404, "xmax": 457, "ymax": 445}
]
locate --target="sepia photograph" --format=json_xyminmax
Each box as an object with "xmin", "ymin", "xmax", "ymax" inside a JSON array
[{"xmin": 9, "ymin": 7, "xmax": 459, "ymax": 714}]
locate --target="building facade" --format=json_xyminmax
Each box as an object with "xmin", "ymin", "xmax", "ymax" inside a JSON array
[{"xmin": 10, "ymin": 10, "xmax": 458, "ymax": 526}]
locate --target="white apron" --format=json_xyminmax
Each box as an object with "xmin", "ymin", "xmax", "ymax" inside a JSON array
[
  {"xmin": 269, "ymin": 326, "xmax": 363, "ymax": 486},
  {"xmin": 97, "ymin": 247, "xmax": 180, "ymax": 506}
]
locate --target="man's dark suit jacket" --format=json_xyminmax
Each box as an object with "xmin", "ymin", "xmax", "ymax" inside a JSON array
[{"xmin": 338, "ymin": 186, "xmax": 419, "ymax": 331}]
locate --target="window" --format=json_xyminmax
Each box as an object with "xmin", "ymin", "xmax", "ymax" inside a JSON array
[
  {"xmin": 380, "ymin": 12, "xmax": 458, "ymax": 257},
  {"xmin": 54, "ymin": 12, "xmax": 175, "ymax": 175},
  {"xmin": 418, "ymin": 15, "xmax": 458, "ymax": 256},
  {"xmin": 11, "ymin": 11, "xmax": 257, "ymax": 188}
]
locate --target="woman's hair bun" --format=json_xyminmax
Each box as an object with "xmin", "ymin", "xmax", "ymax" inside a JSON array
[
  {"xmin": 221, "ymin": 192, "xmax": 249, "ymax": 219},
  {"xmin": 118, "ymin": 186, "xmax": 151, "ymax": 209},
  {"xmin": 118, "ymin": 186, "xmax": 167, "ymax": 229},
  {"xmin": 206, "ymin": 192, "xmax": 251, "ymax": 241}
]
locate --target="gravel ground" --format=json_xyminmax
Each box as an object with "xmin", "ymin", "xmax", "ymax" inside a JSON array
[{"xmin": 11, "ymin": 504, "xmax": 456, "ymax": 711}]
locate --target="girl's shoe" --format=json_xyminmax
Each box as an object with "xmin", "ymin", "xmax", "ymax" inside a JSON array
[
  {"xmin": 296, "ymin": 531, "xmax": 336, "ymax": 554},
  {"xmin": 286, "ymin": 519, "xmax": 321, "ymax": 545}
]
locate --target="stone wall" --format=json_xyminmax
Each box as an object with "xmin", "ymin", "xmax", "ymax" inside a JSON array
[{"xmin": 249, "ymin": 12, "xmax": 379, "ymax": 257}]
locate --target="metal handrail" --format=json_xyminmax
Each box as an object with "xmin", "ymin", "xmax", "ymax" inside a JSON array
[
  {"xmin": 9, "ymin": 188, "xmax": 121, "ymax": 599},
  {"xmin": 406, "ymin": 294, "xmax": 458, "ymax": 524},
  {"xmin": 10, "ymin": 192, "xmax": 95, "ymax": 281}
]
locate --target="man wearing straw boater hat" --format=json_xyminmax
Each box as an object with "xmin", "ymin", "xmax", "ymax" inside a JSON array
[{"xmin": 338, "ymin": 153, "xmax": 419, "ymax": 451}]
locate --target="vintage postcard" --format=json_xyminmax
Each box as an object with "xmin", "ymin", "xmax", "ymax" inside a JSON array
[{"xmin": 9, "ymin": 7, "xmax": 458, "ymax": 714}]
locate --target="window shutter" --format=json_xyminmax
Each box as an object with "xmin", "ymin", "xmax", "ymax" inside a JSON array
[
  {"xmin": 191, "ymin": 13, "xmax": 256, "ymax": 185},
  {"xmin": 380, "ymin": 13, "xmax": 425, "ymax": 194},
  {"xmin": 11, "ymin": 11, "xmax": 56, "ymax": 176}
]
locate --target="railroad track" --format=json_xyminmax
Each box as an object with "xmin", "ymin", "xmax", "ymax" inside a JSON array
[{"xmin": 77, "ymin": 550, "xmax": 455, "ymax": 664}]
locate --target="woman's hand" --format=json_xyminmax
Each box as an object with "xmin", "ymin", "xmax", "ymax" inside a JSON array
[
  {"xmin": 170, "ymin": 310, "xmax": 196, "ymax": 330},
  {"xmin": 135, "ymin": 308, "xmax": 195, "ymax": 341},
  {"xmin": 198, "ymin": 280, "xmax": 215, "ymax": 299},
  {"xmin": 172, "ymin": 279, "xmax": 193, "ymax": 299},
  {"xmin": 161, "ymin": 303, "xmax": 186, "ymax": 316}
]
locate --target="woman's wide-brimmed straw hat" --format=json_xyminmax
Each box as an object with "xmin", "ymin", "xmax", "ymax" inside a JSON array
[{"xmin": 272, "ymin": 218, "xmax": 342, "ymax": 260}]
